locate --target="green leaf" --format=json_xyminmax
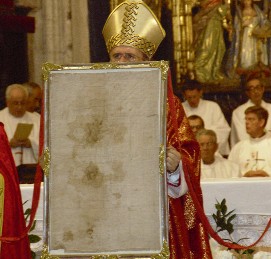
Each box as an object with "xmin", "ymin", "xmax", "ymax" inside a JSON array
[
  {"xmin": 221, "ymin": 204, "xmax": 227, "ymax": 215},
  {"xmin": 28, "ymin": 234, "xmax": 41, "ymax": 243},
  {"xmin": 24, "ymin": 208, "xmax": 31, "ymax": 216},
  {"xmin": 29, "ymin": 220, "xmax": 37, "ymax": 232},
  {"xmin": 23, "ymin": 200, "xmax": 29, "ymax": 206},
  {"xmin": 243, "ymin": 249, "xmax": 255, "ymax": 254},
  {"xmin": 225, "ymin": 209, "xmax": 236, "ymax": 217},
  {"xmin": 215, "ymin": 204, "xmax": 221, "ymax": 211},
  {"xmin": 227, "ymin": 214, "xmax": 236, "ymax": 225},
  {"xmin": 31, "ymin": 250, "xmax": 36, "ymax": 259},
  {"xmin": 213, "ymin": 198, "xmax": 255, "ymax": 255},
  {"xmin": 236, "ymin": 237, "xmax": 250, "ymax": 243},
  {"xmin": 227, "ymin": 225, "xmax": 234, "ymax": 235}
]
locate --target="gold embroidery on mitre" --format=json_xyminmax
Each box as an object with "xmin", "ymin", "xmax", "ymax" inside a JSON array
[
  {"xmin": 106, "ymin": 4, "xmax": 156, "ymax": 58},
  {"xmin": 184, "ymin": 193, "xmax": 196, "ymax": 229},
  {"xmin": 103, "ymin": 1, "xmax": 165, "ymax": 59}
]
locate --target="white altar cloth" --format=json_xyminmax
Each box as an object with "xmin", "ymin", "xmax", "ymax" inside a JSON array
[
  {"xmin": 201, "ymin": 178, "xmax": 271, "ymax": 247},
  {"xmin": 20, "ymin": 178, "xmax": 271, "ymax": 253},
  {"xmin": 201, "ymin": 178, "xmax": 271, "ymax": 215},
  {"xmin": 21, "ymin": 183, "xmax": 43, "ymax": 220}
]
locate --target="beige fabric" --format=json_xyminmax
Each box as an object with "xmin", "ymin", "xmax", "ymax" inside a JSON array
[{"xmin": 46, "ymin": 67, "xmax": 167, "ymax": 256}]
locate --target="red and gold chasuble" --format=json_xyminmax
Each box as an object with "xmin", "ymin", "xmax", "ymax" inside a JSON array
[{"xmin": 166, "ymin": 84, "xmax": 212, "ymax": 258}]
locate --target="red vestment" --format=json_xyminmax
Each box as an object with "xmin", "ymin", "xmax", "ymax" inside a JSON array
[
  {"xmin": 167, "ymin": 80, "xmax": 212, "ymax": 258},
  {"xmin": 0, "ymin": 123, "xmax": 31, "ymax": 259}
]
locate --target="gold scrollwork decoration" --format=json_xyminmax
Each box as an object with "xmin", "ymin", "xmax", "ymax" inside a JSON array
[
  {"xmin": 90, "ymin": 255, "xmax": 120, "ymax": 259},
  {"xmin": 62, "ymin": 63, "xmax": 121, "ymax": 71},
  {"xmin": 150, "ymin": 60, "xmax": 169, "ymax": 81},
  {"xmin": 40, "ymin": 241, "xmax": 169, "ymax": 258},
  {"xmin": 159, "ymin": 144, "xmax": 165, "ymax": 176},
  {"xmin": 41, "ymin": 245, "xmax": 60, "ymax": 259},
  {"xmin": 151, "ymin": 240, "xmax": 170, "ymax": 259},
  {"xmin": 40, "ymin": 148, "xmax": 50, "ymax": 177},
  {"xmin": 42, "ymin": 62, "xmax": 63, "ymax": 81}
]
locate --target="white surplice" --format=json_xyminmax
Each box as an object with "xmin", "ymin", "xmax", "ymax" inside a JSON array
[
  {"xmin": 182, "ymin": 99, "xmax": 231, "ymax": 155},
  {"xmin": 0, "ymin": 107, "xmax": 40, "ymax": 166},
  {"xmin": 230, "ymin": 100, "xmax": 271, "ymax": 147},
  {"xmin": 228, "ymin": 133, "xmax": 271, "ymax": 176},
  {"xmin": 201, "ymin": 156, "xmax": 240, "ymax": 179}
]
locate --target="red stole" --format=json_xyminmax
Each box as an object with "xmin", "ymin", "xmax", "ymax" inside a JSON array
[{"xmin": 0, "ymin": 123, "xmax": 31, "ymax": 259}]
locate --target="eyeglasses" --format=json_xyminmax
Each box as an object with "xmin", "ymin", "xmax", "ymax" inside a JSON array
[{"xmin": 246, "ymin": 86, "xmax": 263, "ymax": 92}]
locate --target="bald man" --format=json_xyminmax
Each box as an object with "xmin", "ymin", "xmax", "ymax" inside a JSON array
[{"xmin": 0, "ymin": 84, "xmax": 40, "ymax": 166}]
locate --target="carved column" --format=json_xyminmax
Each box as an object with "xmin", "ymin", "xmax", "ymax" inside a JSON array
[
  {"xmin": 15, "ymin": 0, "xmax": 90, "ymax": 85},
  {"xmin": 71, "ymin": 1, "xmax": 90, "ymax": 63},
  {"xmin": 42, "ymin": 0, "xmax": 73, "ymax": 65}
]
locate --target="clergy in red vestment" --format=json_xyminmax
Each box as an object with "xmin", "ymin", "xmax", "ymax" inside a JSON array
[
  {"xmin": 0, "ymin": 122, "xmax": 31, "ymax": 259},
  {"xmin": 102, "ymin": 1, "xmax": 212, "ymax": 258}
]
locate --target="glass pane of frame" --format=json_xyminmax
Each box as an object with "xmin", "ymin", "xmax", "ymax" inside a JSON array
[{"xmin": 42, "ymin": 62, "xmax": 169, "ymax": 258}]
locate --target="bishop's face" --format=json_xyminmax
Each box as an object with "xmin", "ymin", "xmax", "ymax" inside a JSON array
[{"xmin": 109, "ymin": 46, "xmax": 147, "ymax": 63}]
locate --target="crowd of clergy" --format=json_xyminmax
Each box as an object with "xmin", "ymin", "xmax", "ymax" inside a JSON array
[
  {"xmin": 184, "ymin": 73, "xmax": 271, "ymax": 179},
  {"xmin": 0, "ymin": 72, "xmax": 271, "ymax": 180}
]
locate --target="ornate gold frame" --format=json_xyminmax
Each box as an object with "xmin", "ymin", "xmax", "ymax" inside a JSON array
[{"xmin": 41, "ymin": 61, "xmax": 169, "ymax": 258}]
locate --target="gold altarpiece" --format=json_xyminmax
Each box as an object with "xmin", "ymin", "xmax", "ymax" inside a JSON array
[
  {"xmin": 110, "ymin": 0, "xmax": 271, "ymax": 124},
  {"xmin": 110, "ymin": 0, "xmax": 271, "ymax": 86}
]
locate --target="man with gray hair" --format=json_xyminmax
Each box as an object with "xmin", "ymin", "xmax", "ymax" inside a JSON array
[
  {"xmin": 196, "ymin": 129, "xmax": 240, "ymax": 179},
  {"xmin": 0, "ymin": 84, "xmax": 40, "ymax": 166}
]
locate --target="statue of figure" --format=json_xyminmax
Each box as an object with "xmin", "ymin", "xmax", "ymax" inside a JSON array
[
  {"xmin": 226, "ymin": 0, "xmax": 271, "ymax": 78},
  {"xmin": 192, "ymin": 0, "xmax": 232, "ymax": 83}
]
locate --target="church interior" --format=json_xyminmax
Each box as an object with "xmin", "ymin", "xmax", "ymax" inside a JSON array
[{"xmin": 0, "ymin": 0, "xmax": 271, "ymax": 258}]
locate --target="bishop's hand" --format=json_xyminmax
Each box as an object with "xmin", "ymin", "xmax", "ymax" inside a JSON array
[{"xmin": 166, "ymin": 146, "xmax": 181, "ymax": 173}]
